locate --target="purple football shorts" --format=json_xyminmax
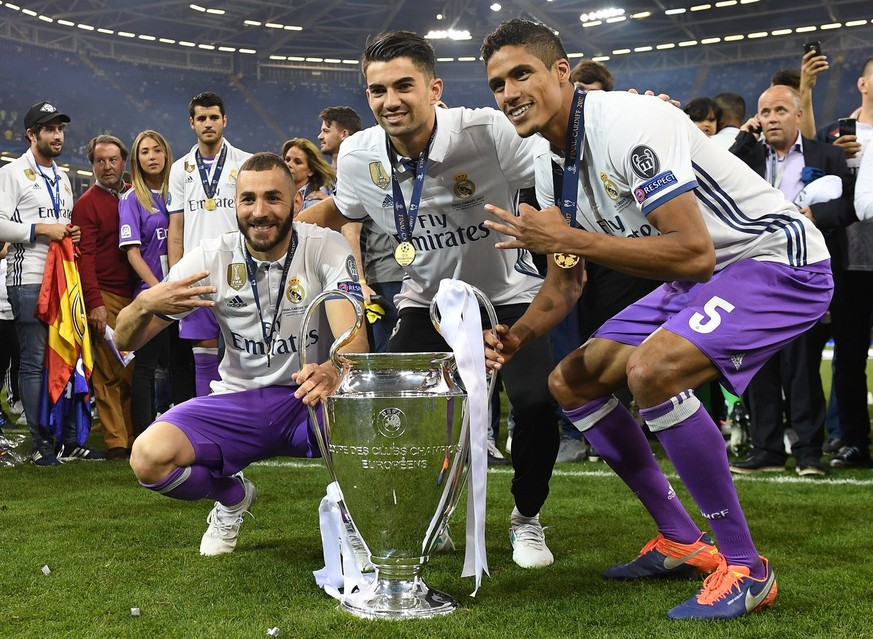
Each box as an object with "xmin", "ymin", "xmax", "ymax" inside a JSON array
[
  {"xmin": 179, "ymin": 306, "xmax": 219, "ymax": 341},
  {"xmin": 594, "ymin": 258, "xmax": 833, "ymax": 395},
  {"xmin": 156, "ymin": 385, "xmax": 324, "ymax": 475}
]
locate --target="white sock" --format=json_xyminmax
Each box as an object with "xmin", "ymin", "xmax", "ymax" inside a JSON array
[{"xmin": 511, "ymin": 506, "xmax": 540, "ymax": 527}]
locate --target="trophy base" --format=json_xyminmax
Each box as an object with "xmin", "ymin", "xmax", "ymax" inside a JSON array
[{"xmin": 341, "ymin": 575, "xmax": 457, "ymax": 620}]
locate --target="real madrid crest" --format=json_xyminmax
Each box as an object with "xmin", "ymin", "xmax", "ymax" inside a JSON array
[
  {"xmin": 227, "ymin": 263, "xmax": 246, "ymax": 290},
  {"xmin": 600, "ymin": 173, "xmax": 620, "ymax": 201},
  {"xmin": 286, "ymin": 277, "xmax": 305, "ymax": 304},
  {"xmin": 453, "ymin": 173, "xmax": 476, "ymax": 199},
  {"xmin": 369, "ymin": 161, "xmax": 390, "ymax": 190},
  {"xmin": 228, "ymin": 168, "xmax": 238, "ymax": 183}
]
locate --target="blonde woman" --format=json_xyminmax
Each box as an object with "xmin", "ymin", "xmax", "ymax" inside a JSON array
[
  {"xmin": 281, "ymin": 138, "xmax": 336, "ymax": 213},
  {"xmin": 118, "ymin": 130, "xmax": 194, "ymax": 436}
]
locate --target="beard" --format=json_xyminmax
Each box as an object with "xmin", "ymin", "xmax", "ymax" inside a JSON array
[
  {"xmin": 239, "ymin": 213, "xmax": 293, "ymax": 255},
  {"xmin": 36, "ymin": 138, "xmax": 62, "ymax": 158}
]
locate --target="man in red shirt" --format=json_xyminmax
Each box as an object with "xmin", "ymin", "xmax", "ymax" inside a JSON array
[{"xmin": 71, "ymin": 134, "xmax": 135, "ymax": 460}]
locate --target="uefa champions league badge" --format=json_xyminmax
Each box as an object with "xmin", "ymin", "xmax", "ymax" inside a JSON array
[{"xmin": 376, "ymin": 407, "xmax": 407, "ymax": 438}]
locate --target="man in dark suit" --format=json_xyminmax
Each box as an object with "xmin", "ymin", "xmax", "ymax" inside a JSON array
[{"xmin": 728, "ymin": 84, "xmax": 854, "ymax": 476}]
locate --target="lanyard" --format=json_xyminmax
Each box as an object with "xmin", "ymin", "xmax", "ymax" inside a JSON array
[
  {"xmin": 552, "ymin": 89, "xmax": 586, "ymax": 228},
  {"xmin": 195, "ymin": 143, "xmax": 227, "ymax": 200},
  {"xmin": 242, "ymin": 230, "xmax": 297, "ymax": 367},
  {"xmin": 386, "ymin": 123, "xmax": 438, "ymax": 242},
  {"xmin": 36, "ymin": 165, "xmax": 61, "ymax": 220}
]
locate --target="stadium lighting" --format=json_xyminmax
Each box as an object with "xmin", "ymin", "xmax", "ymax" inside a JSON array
[
  {"xmin": 665, "ymin": 8, "xmax": 686, "ymax": 15},
  {"xmin": 583, "ymin": 21, "xmax": 602, "ymax": 27},
  {"xmin": 795, "ymin": 25, "xmax": 817, "ymax": 33},
  {"xmin": 747, "ymin": 31, "xmax": 767, "ymax": 38},
  {"xmin": 97, "ymin": 28, "xmax": 113, "ymax": 34},
  {"xmin": 820, "ymin": 23, "xmax": 842, "ymax": 30},
  {"xmin": 490, "ymin": 3, "xmax": 502, "ymax": 11},
  {"xmin": 118, "ymin": 31, "xmax": 135, "ymax": 38},
  {"xmin": 21, "ymin": 8, "xmax": 35, "ymax": 16},
  {"xmin": 606, "ymin": 16, "xmax": 626, "ymax": 23},
  {"xmin": 679, "ymin": 40, "xmax": 698, "ymax": 46},
  {"xmin": 771, "ymin": 28, "xmax": 792, "ymax": 35},
  {"xmin": 138, "ymin": 34, "xmax": 156, "ymax": 41},
  {"xmin": 845, "ymin": 19, "xmax": 867, "ymax": 27},
  {"xmin": 701, "ymin": 37, "xmax": 721, "ymax": 43},
  {"xmin": 592, "ymin": 56, "xmax": 610, "ymax": 62},
  {"xmin": 580, "ymin": 8, "xmax": 624, "ymax": 22},
  {"xmin": 179, "ymin": 40, "xmax": 195, "ymax": 47},
  {"xmin": 457, "ymin": 56, "xmax": 477, "ymax": 61},
  {"xmin": 206, "ymin": 8, "xmax": 225, "ymax": 15},
  {"xmin": 77, "ymin": 23, "xmax": 95, "ymax": 31},
  {"xmin": 77, "ymin": 170, "xmax": 93, "ymax": 177},
  {"xmin": 634, "ymin": 45, "xmax": 653, "ymax": 52},
  {"xmin": 631, "ymin": 11, "xmax": 652, "ymax": 18},
  {"xmin": 57, "ymin": 19, "xmax": 74, "ymax": 26},
  {"xmin": 691, "ymin": 4, "xmax": 711, "ymax": 11},
  {"xmin": 189, "ymin": 4, "xmax": 205, "ymax": 12},
  {"xmin": 656, "ymin": 43, "xmax": 676, "ymax": 49},
  {"xmin": 715, "ymin": 0, "xmax": 737, "ymax": 7},
  {"xmin": 612, "ymin": 48, "xmax": 631, "ymax": 55},
  {"xmin": 5, "ymin": 4, "xmax": 21, "ymax": 11},
  {"xmin": 244, "ymin": 20, "xmax": 262, "ymax": 26},
  {"xmin": 239, "ymin": 49, "xmax": 257, "ymax": 54},
  {"xmin": 425, "ymin": 30, "xmax": 472, "ymax": 40},
  {"xmin": 38, "ymin": 15, "xmax": 53, "ymax": 23}
]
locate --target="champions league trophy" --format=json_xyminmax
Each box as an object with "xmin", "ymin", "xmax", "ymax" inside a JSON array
[{"xmin": 299, "ymin": 282, "xmax": 496, "ymax": 620}]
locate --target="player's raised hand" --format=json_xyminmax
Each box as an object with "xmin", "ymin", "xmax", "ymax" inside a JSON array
[
  {"xmin": 484, "ymin": 202, "xmax": 570, "ymax": 255},
  {"xmin": 137, "ymin": 271, "xmax": 216, "ymax": 315}
]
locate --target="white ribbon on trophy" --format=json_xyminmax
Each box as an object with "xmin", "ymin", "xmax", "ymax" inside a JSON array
[
  {"xmin": 313, "ymin": 482, "xmax": 373, "ymax": 599},
  {"xmin": 434, "ymin": 279, "xmax": 490, "ymax": 596}
]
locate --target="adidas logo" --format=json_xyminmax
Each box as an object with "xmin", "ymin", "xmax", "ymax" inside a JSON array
[
  {"xmin": 381, "ymin": 195, "xmax": 394, "ymax": 208},
  {"xmin": 227, "ymin": 295, "xmax": 247, "ymax": 308}
]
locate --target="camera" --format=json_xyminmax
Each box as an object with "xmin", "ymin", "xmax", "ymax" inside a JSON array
[
  {"xmin": 838, "ymin": 118, "xmax": 857, "ymax": 138},
  {"xmin": 803, "ymin": 41, "xmax": 822, "ymax": 57}
]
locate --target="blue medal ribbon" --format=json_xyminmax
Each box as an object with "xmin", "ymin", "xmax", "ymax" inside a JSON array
[
  {"xmin": 242, "ymin": 230, "xmax": 298, "ymax": 367},
  {"xmin": 386, "ymin": 123, "xmax": 438, "ymax": 242},
  {"xmin": 552, "ymin": 89, "xmax": 586, "ymax": 227},
  {"xmin": 36, "ymin": 164, "xmax": 61, "ymax": 220},
  {"xmin": 195, "ymin": 143, "xmax": 227, "ymax": 201}
]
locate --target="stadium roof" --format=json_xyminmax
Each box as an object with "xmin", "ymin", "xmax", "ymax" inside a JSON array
[{"xmin": 1, "ymin": 0, "xmax": 871, "ymax": 67}]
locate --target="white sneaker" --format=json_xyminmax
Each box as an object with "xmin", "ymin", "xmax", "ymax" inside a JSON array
[
  {"xmin": 199, "ymin": 474, "xmax": 257, "ymax": 556},
  {"xmin": 510, "ymin": 519, "xmax": 554, "ymax": 568},
  {"xmin": 555, "ymin": 436, "xmax": 587, "ymax": 463}
]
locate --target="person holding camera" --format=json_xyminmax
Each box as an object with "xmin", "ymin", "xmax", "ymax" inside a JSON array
[
  {"xmin": 815, "ymin": 56, "xmax": 873, "ymax": 468},
  {"xmin": 728, "ymin": 84, "xmax": 854, "ymax": 476}
]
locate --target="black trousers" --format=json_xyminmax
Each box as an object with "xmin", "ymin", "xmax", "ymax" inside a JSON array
[
  {"xmin": 390, "ymin": 304, "xmax": 559, "ymax": 517},
  {"xmin": 830, "ymin": 268, "xmax": 873, "ymax": 453},
  {"xmin": 745, "ymin": 322, "xmax": 828, "ymax": 464}
]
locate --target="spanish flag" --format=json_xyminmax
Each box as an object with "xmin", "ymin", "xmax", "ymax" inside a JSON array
[{"xmin": 35, "ymin": 237, "xmax": 94, "ymax": 446}]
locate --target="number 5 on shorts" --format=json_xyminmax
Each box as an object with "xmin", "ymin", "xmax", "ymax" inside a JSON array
[{"xmin": 689, "ymin": 296, "xmax": 735, "ymax": 334}]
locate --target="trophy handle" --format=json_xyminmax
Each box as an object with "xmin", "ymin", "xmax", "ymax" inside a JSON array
[
  {"xmin": 298, "ymin": 288, "xmax": 366, "ymax": 476},
  {"xmin": 428, "ymin": 284, "xmax": 500, "ymax": 401}
]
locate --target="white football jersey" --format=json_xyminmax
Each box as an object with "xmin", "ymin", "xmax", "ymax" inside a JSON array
[
  {"xmin": 335, "ymin": 106, "xmax": 548, "ymax": 309},
  {"xmin": 535, "ymin": 91, "xmax": 830, "ymax": 272},
  {"xmin": 166, "ymin": 223, "xmax": 360, "ymax": 394},
  {"xmin": 167, "ymin": 139, "xmax": 252, "ymax": 250}
]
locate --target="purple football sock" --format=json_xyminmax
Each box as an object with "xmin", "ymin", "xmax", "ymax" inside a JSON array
[
  {"xmin": 564, "ymin": 397, "xmax": 701, "ymax": 544},
  {"xmin": 141, "ymin": 465, "xmax": 245, "ymax": 507},
  {"xmin": 193, "ymin": 349, "xmax": 220, "ymax": 397},
  {"xmin": 642, "ymin": 397, "xmax": 764, "ymax": 577}
]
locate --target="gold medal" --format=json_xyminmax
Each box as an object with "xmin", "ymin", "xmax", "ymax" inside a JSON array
[
  {"xmin": 394, "ymin": 241, "xmax": 416, "ymax": 266},
  {"xmin": 204, "ymin": 197, "xmax": 217, "ymax": 211},
  {"xmin": 553, "ymin": 253, "xmax": 581, "ymax": 269}
]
